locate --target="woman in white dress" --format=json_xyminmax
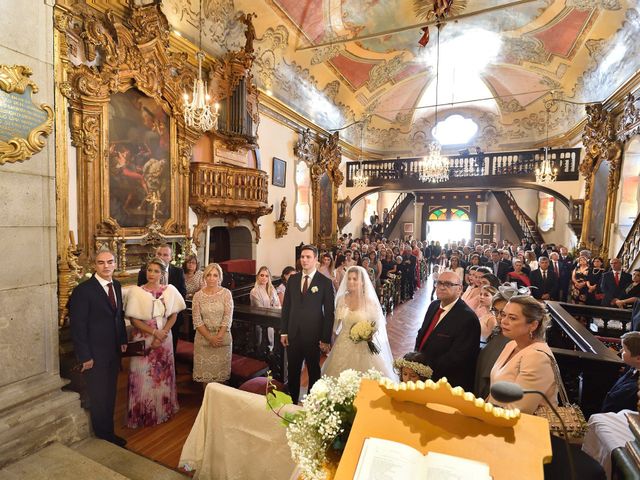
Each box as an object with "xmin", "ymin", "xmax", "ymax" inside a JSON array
[{"xmin": 321, "ymin": 266, "xmax": 397, "ymax": 380}]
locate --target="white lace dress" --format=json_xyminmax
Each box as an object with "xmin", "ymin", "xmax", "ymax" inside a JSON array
[{"xmin": 321, "ymin": 305, "xmax": 397, "ymax": 380}]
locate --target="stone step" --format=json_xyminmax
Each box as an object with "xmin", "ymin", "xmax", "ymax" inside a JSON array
[
  {"xmin": 0, "ymin": 442, "xmax": 127, "ymax": 480},
  {"xmin": 73, "ymin": 438, "xmax": 188, "ymax": 480}
]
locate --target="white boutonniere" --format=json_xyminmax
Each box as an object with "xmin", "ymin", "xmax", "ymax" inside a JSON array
[{"xmin": 311, "ymin": 286, "xmax": 319, "ymax": 293}]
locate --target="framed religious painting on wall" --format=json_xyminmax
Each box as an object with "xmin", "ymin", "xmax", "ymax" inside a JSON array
[{"xmin": 272, "ymin": 157, "xmax": 286, "ymax": 187}]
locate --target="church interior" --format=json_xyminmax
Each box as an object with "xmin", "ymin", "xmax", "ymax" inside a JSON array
[{"xmin": 2, "ymin": 0, "xmax": 640, "ymax": 478}]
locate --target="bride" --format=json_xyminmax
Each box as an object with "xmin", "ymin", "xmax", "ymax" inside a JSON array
[{"xmin": 322, "ymin": 266, "xmax": 397, "ymax": 380}]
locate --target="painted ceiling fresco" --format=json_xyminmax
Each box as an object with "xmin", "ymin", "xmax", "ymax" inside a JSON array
[{"xmin": 162, "ymin": 0, "xmax": 640, "ymax": 156}]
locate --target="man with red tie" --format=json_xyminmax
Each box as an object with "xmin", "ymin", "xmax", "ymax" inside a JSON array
[
  {"xmin": 415, "ymin": 271, "xmax": 480, "ymax": 391},
  {"xmin": 601, "ymin": 258, "xmax": 632, "ymax": 307}
]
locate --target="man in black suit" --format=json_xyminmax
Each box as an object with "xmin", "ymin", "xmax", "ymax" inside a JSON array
[
  {"xmin": 138, "ymin": 244, "xmax": 187, "ymax": 357},
  {"xmin": 486, "ymin": 250, "xmax": 511, "ymax": 283},
  {"xmin": 69, "ymin": 249, "xmax": 128, "ymax": 447},
  {"xmin": 549, "ymin": 252, "xmax": 571, "ymax": 302},
  {"xmin": 281, "ymin": 245, "xmax": 335, "ymax": 404},
  {"xmin": 601, "ymin": 258, "xmax": 633, "ymax": 307},
  {"xmin": 530, "ymin": 257, "xmax": 559, "ymax": 300},
  {"xmin": 415, "ymin": 271, "xmax": 480, "ymax": 391},
  {"xmin": 601, "ymin": 332, "xmax": 640, "ymax": 413}
]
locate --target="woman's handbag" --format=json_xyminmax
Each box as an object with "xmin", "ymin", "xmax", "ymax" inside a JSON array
[{"xmin": 534, "ymin": 351, "xmax": 587, "ymax": 442}]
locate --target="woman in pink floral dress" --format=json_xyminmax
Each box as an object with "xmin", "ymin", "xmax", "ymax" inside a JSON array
[{"xmin": 124, "ymin": 258, "xmax": 186, "ymax": 427}]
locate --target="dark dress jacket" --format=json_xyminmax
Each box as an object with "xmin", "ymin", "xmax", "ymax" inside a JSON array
[
  {"xmin": 601, "ymin": 367, "xmax": 638, "ymax": 413},
  {"xmin": 415, "ymin": 298, "xmax": 480, "ymax": 391},
  {"xmin": 69, "ymin": 275, "xmax": 127, "ymax": 364},
  {"xmin": 600, "ymin": 270, "xmax": 632, "ymax": 307},
  {"xmin": 281, "ymin": 271, "xmax": 335, "ymax": 345},
  {"xmin": 529, "ymin": 268, "xmax": 559, "ymax": 300}
]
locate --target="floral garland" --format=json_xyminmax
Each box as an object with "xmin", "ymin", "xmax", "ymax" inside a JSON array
[
  {"xmin": 392, "ymin": 358, "xmax": 433, "ymax": 380},
  {"xmin": 267, "ymin": 369, "xmax": 382, "ymax": 480}
]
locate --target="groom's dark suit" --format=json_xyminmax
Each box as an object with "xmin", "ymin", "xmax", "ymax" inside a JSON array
[{"xmin": 281, "ymin": 271, "xmax": 335, "ymax": 403}]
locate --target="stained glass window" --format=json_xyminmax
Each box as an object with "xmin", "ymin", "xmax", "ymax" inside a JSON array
[
  {"xmin": 428, "ymin": 209, "xmax": 447, "ymax": 221},
  {"xmin": 450, "ymin": 208, "xmax": 470, "ymax": 221}
]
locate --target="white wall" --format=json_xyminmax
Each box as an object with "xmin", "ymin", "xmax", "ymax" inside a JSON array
[
  {"xmin": 486, "ymin": 193, "xmax": 519, "ymax": 244},
  {"xmin": 253, "ymin": 115, "xmax": 312, "ymax": 274},
  {"xmin": 388, "ymin": 202, "xmax": 416, "ymax": 241}
]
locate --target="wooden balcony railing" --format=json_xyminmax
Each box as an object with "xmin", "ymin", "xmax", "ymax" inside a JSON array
[
  {"xmin": 189, "ymin": 162, "xmax": 270, "ymax": 214},
  {"xmin": 618, "ymin": 212, "xmax": 640, "ymax": 271},
  {"xmin": 346, "ymin": 148, "xmax": 581, "ymax": 187}
]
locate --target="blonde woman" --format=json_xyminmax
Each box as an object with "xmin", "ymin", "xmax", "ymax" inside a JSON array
[
  {"xmin": 191, "ymin": 263, "xmax": 234, "ymax": 383},
  {"xmin": 250, "ymin": 266, "xmax": 281, "ymax": 308}
]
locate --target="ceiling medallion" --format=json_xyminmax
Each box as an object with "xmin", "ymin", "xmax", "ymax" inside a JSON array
[{"xmin": 183, "ymin": 0, "xmax": 218, "ymax": 132}]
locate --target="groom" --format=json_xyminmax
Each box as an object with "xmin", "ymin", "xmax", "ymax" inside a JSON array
[{"xmin": 281, "ymin": 244, "xmax": 335, "ymax": 404}]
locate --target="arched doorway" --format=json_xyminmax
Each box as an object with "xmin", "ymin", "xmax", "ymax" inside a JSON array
[{"xmin": 208, "ymin": 226, "xmax": 253, "ymax": 263}]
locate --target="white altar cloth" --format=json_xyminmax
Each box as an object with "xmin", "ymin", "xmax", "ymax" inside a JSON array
[{"xmin": 179, "ymin": 382, "xmax": 299, "ymax": 480}]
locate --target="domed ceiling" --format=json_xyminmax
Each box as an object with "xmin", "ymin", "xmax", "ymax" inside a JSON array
[{"xmin": 162, "ymin": 0, "xmax": 640, "ymax": 156}]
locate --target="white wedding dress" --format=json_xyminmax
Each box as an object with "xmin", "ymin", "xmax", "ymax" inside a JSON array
[{"xmin": 321, "ymin": 266, "xmax": 397, "ymax": 381}]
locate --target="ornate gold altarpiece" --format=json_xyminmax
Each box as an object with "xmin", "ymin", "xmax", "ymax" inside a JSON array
[
  {"xmin": 54, "ymin": 1, "xmax": 269, "ymax": 325},
  {"xmin": 580, "ymin": 93, "xmax": 640, "ymax": 259},
  {"xmin": 294, "ymin": 128, "xmax": 344, "ymax": 245}
]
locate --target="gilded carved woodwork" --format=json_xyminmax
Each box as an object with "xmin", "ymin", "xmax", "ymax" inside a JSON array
[
  {"xmin": 0, "ymin": 65, "xmax": 54, "ymax": 165},
  {"xmin": 312, "ymin": 132, "xmax": 343, "ymax": 245},
  {"xmin": 189, "ymin": 162, "xmax": 273, "ymax": 246},
  {"xmin": 56, "ymin": 2, "xmax": 195, "ymax": 268},
  {"xmin": 275, "ymin": 196, "xmax": 289, "ymax": 238}
]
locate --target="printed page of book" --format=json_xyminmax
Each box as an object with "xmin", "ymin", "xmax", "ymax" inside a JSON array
[
  {"xmin": 353, "ymin": 438, "xmax": 423, "ymax": 480},
  {"xmin": 424, "ymin": 451, "xmax": 491, "ymax": 480}
]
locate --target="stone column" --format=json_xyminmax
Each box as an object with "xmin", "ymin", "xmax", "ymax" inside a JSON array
[
  {"xmin": 414, "ymin": 199, "xmax": 424, "ymax": 241},
  {"xmin": 0, "ymin": 0, "xmax": 89, "ymax": 467},
  {"xmin": 477, "ymin": 201, "xmax": 489, "ymax": 222}
]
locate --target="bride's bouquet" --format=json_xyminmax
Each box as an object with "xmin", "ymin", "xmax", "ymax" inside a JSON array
[{"xmin": 349, "ymin": 319, "xmax": 380, "ymax": 355}]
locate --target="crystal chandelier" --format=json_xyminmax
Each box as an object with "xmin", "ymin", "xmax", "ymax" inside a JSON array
[
  {"xmin": 535, "ymin": 106, "xmax": 558, "ymax": 184},
  {"xmin": 420, "ymin": 141, "xmax": 450, "ymax": 182},
  {"xmin": 419, "ymin": 23, "xmax": 449, "ymax": 183},
  {"xmin": 352, "ymin": 121, "xmax": 369, "ymax": 188},
  {"xmin": 183, "ymin": 0, "xmax": 218, "ymax": 132}
]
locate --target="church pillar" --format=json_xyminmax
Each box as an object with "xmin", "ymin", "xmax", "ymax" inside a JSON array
[
  {"xmin": 476, "ymin": 201, "xmax": 489, "ymax": 222},
  {"xmin": 414, "ymin": 199, "xmax": 424, "ymax": 241},
  {"xmin": 0, "ymin": 0, "xmax": 89, "ymax": 467}
]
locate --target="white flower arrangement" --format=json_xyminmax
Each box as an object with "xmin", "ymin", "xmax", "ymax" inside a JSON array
[{"xmin": 269, "ymin": 369, "xmax": 382, "ymax": 480}]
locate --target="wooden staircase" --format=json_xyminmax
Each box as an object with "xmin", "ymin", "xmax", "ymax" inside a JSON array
[
  {"xmin": 492, "ymin": 191, "xmax": 544, "ymax": 245},
  {"xmin": 618, "ymin": 211, "xmax": 640, "ymax": 271},
  {"xmin": 383, "ymin": 192, "xmax": 414, "ymax": 238}
]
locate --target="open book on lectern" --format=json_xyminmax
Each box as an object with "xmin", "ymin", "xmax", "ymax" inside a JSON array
[{"xmin": 353, "ymin": 438, "xmax": 492, "ymax": 480}]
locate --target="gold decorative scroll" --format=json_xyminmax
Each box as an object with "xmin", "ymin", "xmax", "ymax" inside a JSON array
[
  {"xmin": 312, "ymin": 131, "xmax": 343, "ymax": 245},
  {"xmin": 0, "ymin": 65, "xmax": 53, "ymax": 165}
]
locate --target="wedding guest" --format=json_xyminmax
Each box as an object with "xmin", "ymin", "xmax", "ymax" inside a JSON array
[
  {"xmin": 393, "ymin": 351, "xmax": 433, "ymax": 383},
  {"xmin": 368, "ymin": 251, "xmax": 383, "ymax": 285},
  {"xmin": 601, "ymin": 258, "xmax": 632, "ymax": 307},
  {"xmin": 487, "ymin": 295, "xmax": 558, "ymax": 414},
  {"xmin": 524, "ymin": 250, "xmax": 538, "ymax": 271},
  {"xmin": 191, "ymin": 263, "xmax": 234, "ymax": 384},
  {"xmin": 69, "ymin": 249, "xmax": 127, "ymax": 447},
  {"xmin": 473, "ymin": 287, "xmax": 514, "ymax": 399},
  {"xmin": 250, "ymin": 266, "xmax": 281, "ymax": 308},
  {"xmin": 570, "ymin": 256, "xmax": 591, "ymax": 304},
  {"xmin": 380, "ymin": 251, "xmax": 397, "ymax": 281},
  {"xmin": 318, "ymin": 253, "xmax": 335, "ymax": 282},
  {"xmin": 277, "ymin": 266, "xmax": 296, "ymax": 306},
  {"xmin": 506, "ymin": 259, "xmax": 531, "ymax": 288},
  {"xmin": 183, "ymin": 254, "xmax": 204, "ymax": 299},
  {"xmin": 361, "ymin": 257, "xmax": 376, "ymax": 285},
  {"xmin": 530, "ymin": 257, "xmax": 558, "ymax": 301},
  {"xmin": 476, "ymin": 285, "xmax": 498, "ymax": 342},
  {"xmin": 614, "ymin": 269, "xmax": 640, "ymax": 309},
  {"xmin": 601, "ymin": 331, "xmax": 640, "ymax": 413},
  {"xmin": 447, "ymin": 256, "xmax": 465, "ymax": 284},
  {"xmin": 587, "ymin": 257, "xmax": 605, "ymax": 305},
  {"xmin": 125, "ymin": 258, "xmax": 186, "ymax": 427}
]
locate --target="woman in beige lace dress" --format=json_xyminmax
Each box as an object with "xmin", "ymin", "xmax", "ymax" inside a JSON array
[{"xmin": 191, "ymin": 263, "xmax": 234, "ymax": 383}]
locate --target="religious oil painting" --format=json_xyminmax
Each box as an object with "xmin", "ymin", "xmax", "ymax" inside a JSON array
[{"xmin": 108, "ymin": 89, "xmax": 171, "ymax": 228}]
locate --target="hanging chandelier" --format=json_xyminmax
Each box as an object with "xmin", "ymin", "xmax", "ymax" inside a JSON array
[
  {"xmin": 352, "ymin": 121, "xmax": 369, "ymax": 188},
  {"xmin": 535, "ymin": 106, "xmax": 558, "ymax": 184},
  {"xmin": 183, "ymin": 0, "xmax": 218, "ymax": 132},
  {"xmin": 419, "ymin": 23, "xmax": 449, "ymax": 183}
]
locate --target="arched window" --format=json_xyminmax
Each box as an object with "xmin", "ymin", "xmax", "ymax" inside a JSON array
[
  {"xmin": 295, "ymin": 162, "xmax": 310, "ymax": 229},
  {"xmin": 450, "ymin": 208, "xmax": 470, "ymax": 221},
  {"xmin": 428, "ymin": 208, "xmax": 447, "ymax": 221}
]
